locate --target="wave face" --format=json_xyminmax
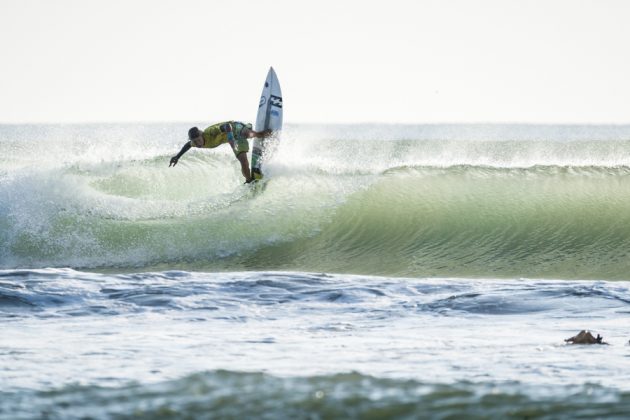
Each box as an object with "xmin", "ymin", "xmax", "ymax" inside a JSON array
[{"xmin": 2, "ymin": 124, "xmax": 630, "ymax": 279}]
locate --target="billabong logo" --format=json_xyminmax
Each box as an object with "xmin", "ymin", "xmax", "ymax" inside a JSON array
[
  {"xmin": 270, "ymin": 95, "xmax": 283, "ymax": 108},
  {"xmin": 259, "ymin": 96, "xmax": 267, "ymax": 108}
]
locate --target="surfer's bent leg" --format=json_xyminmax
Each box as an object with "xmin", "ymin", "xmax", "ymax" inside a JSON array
[
  {"xmin": 231, "ymin": 127, "xmax": 252, "ymax": 182},
  {"xmin": 236, "ymin": 152, "xmax": 253, "ymax": 183}
]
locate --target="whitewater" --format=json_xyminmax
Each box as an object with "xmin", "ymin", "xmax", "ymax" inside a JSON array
[{"xmin": 2, "ymin": 123, "xmax": 630, "ymax": 418}]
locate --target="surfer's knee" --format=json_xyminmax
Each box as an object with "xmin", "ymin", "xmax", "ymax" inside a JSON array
[
  {"xmin": 235, "ymin": 151, "xmax": 249, "ymax": 165},
  {"xmin": 232, "ymin": 139, "xmax": 249, "ymax": 156}
]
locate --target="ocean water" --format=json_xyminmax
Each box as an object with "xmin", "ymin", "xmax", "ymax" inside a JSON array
[{"xmin": 1, "ymin": 123, "xmax": 630, "ymax": 419}]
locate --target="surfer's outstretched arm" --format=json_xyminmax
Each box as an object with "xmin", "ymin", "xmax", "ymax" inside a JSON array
[{"xmin": 169, "ymin": 142, "xmax": 191, "ymax": 167}]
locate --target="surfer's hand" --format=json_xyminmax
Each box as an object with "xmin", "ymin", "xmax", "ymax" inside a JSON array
[{"xmin": 169, "ymin": 156, "xmax": 178, "ymax": 167}]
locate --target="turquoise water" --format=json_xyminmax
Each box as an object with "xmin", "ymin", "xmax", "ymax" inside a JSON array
[{"xmin": 2, "ymin": 124, "xmax": 630, "ymax": 418}]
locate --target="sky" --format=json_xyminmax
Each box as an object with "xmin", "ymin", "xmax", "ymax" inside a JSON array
[{"xmin": 1, "ymin": 0, "xmax": 629, "ymax": 124}]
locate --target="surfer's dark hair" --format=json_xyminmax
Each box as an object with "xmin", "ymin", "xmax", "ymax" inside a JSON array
[{"xmin": 188, "ymin": 127, "xmax": 201, "ymax": 140}]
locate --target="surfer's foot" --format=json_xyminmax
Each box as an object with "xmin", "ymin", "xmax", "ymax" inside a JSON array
[{"xmin": 565, "ymin": 330, "xmax": 607, "ymax": 344}]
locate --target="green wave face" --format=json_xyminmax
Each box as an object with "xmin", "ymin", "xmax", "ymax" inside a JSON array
[
  {"xmin": 246, "ymin": 165, "xmax": 630, "ymax": 279},
  {"xmin": 2, "ymin": 125, "xmax": 630, "ymax": 279}
]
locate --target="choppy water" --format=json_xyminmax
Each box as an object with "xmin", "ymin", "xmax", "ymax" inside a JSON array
[{"xmin": 2, "ymin": 124, "xmax": 630, "ymax": 418}]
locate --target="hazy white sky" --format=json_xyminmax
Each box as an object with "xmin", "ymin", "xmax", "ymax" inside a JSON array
[{"xmin": 1, "ymin": 0, "xmax": 629, "ymax": 124}]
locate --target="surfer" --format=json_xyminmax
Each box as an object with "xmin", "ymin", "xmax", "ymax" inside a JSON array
[{"xmin": 169, "ymin": 122, "xmax": 271, "ymax": 183}]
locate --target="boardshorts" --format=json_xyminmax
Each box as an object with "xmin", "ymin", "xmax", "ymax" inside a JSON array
[{"xmin": 230, "ymin": 122, "xmax": 252, "ymax": 156}]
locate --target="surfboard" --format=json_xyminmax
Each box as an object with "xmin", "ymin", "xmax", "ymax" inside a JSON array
[{"xmin": 251, "ymin": 67, "xmax": 283, "ymax": 180}]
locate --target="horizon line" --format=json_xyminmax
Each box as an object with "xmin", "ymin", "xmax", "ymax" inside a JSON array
[{"xmin": 2, "ymin": 120, "xmax": 630, "ymax": 127}]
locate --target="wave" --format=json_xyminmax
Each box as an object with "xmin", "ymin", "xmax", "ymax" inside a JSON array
[
  {"xmin": 2, "ymin": 370, "xmax": 629, "ymax": 419},
  {"xmin": 2, "ymin": 124, "xmax": 630, "ymax": 278}
]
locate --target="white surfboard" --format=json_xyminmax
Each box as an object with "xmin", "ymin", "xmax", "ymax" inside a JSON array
[{"xmin": 251, "ymin": 67, "xmax": 283, "ymax": 180}]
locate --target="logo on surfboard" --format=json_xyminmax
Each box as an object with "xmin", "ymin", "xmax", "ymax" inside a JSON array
[
  {"xmin": 270, "ymin": 95, "xmax": 283, "ymax": 108},
  {"xmin": 259, "ymin": 96, "xmax": 267, "ymax": 108}
]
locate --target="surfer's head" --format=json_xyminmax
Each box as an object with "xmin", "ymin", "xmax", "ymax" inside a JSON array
[{"xmin": 188, "ymin": 127, "xmax": 203, "ymax": 147}]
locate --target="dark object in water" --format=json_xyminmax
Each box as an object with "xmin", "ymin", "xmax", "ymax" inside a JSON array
[{"xmin": 565, "ymin": 330, "xmax": 607, "ymax": 345}]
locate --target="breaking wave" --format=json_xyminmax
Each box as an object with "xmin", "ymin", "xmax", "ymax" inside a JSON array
[{"xmin": 2, "ymin": 124, "xmax": 630, "ymax": 279}]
